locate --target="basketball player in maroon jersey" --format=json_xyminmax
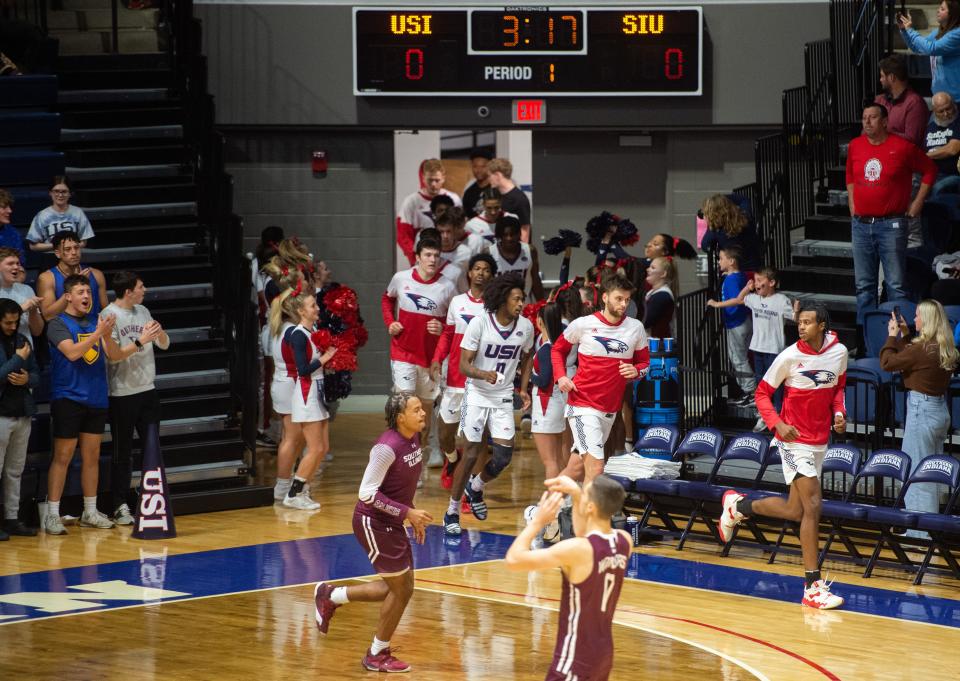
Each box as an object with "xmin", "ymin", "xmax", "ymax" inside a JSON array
[
  {"xmin": 506, "ymin": 474, "xmax": 632, "ymax": 681},
  {"xmin": 313, "ymin": 393, "xmax": 433, "ymax": 673}
]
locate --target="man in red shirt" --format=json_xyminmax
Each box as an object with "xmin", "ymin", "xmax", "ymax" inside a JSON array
[
  {"xmin": 845, "ymin": 102, "xmax": 937, "ymax": 325},
  {"xmin": 874, "ymin": 54, "xmax": 929, "ymax": 148}
]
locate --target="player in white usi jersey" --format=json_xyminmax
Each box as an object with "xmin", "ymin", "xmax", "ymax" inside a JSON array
[
  {"xmin": 490, "ymin": 215, "xmax": 545, "ymax": 301},
  {"xmin": 552, "ymin": 273, "xmax": 650, "ymax": 484},
  {"xmin": 444, "ymin": 273, "xmax": 535, "ymax": 536},
  {"xmin": 430, "ymin": 253, "xmax": 496, "ymax": 481}
]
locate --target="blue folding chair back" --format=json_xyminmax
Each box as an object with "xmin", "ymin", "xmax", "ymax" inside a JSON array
[
  {"xmin": 902, "ymin": 455, "xmax": 960, "ymax": 500},
  {"xmin": 675, "ymin": 427, "xmax": 723, "ymax": 460},
  {"xmin": 857, "ymin": 448, "xmax": 913, "ymax": 486},
  {"xmin": 862, "ymin": 310, "xmax": 893, "ymax": 358},
  {"xmin": 719, "ymin": 434, "xmax": 769, "ymax": 468},
  {"xmin": 633, "ymin": 424, "xmax": 680, "ymax": 459},
  {"xmin": 941, "ymin": 304, "xmax": 960, "ymax": 330},
  {"xmin": 821, "ymin": 443, "xmax": 862, "ymax": 481}
]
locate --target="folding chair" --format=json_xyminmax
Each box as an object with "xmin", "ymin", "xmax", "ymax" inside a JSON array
[
  {"xmin": 844, "ymin": 364, "xmax": 887, "ymax": 451},
  {"xmin": 633, "ymin": 424, "xmax": 680, "ymax": 458},
  {"xmin": 765, "ymin": 443, "xmax": 863, "ymax": 564},
  {"xmin": 676, "ymin": 433, "xmax": 769, "ymax": 551},
  {"xmin": 862, "ymin": 310, "xmax": 894, "ymax": 358},
  {"xmin": 633, "ymin": 426, "xmax": 720, "ymax": 538},
  {"xmin": 817, "ymin": 448, "xmax": 912, "ymax": 569},
  {"xmin": 864, "ymin": 455, "xmax": 960, "ymax": 578},
  {"xmin": 719, "ymin": 443, "xmax": 787, "ymax": 557},
  {"xmin": 915, "ymin": 480, "xmax": 960, "ymax": 585}
]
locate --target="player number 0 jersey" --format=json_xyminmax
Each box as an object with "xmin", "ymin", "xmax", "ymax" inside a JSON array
[{"xmin": 460, "ymin": 312, "xmax": 534, "ymax": 408}]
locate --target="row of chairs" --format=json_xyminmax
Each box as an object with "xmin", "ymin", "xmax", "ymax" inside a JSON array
[{"xmin": 617, "ymin": 424, "xmax": 960, "ymax": 585}]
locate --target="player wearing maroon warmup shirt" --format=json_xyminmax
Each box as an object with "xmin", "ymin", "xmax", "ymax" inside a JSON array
[
  {"xmin": 507, "ymin": 474, "xmax": 632, "ymax": 681},
  {"xmin": 313, "ymin": 393, "xmax": 433, "ymax": 673}
]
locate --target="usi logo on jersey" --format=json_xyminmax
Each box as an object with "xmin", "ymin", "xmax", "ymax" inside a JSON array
[
  {"xmin": 484, "ymin": 344, "xmax": 522, "ymax": 359},
  {"xmin": 405, "ymin": 293, "xmax": 438, "ymax": 311},
  {"xmin": 593, "ymin": 336, "xmax": 629, "ymax": 354}
]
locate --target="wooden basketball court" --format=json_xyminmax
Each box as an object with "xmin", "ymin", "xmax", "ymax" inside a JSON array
[{"xmin": 1, "ymin": 412, "xmax": 957, "ymax": 680}]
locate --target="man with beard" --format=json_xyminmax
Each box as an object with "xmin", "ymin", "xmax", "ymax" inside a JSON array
[
  {"xmin": 875, "ymin": 53, "xmax": 929, "ymax": 148},
  {"xmin": 449, "ymin": 273, "xmax": 534, "ymax": 533},
  {"xmin": 925, "ymin": 92, "xmax": 960, "ymax": 196},
  {"xmin": 552, "ymin": 274, "xmax": 650, "ymax": 485}
]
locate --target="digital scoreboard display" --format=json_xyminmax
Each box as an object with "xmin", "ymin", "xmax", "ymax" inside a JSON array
[{"xmin": 354, "ymin": 6, "xmax": 703, "ymax": 96}]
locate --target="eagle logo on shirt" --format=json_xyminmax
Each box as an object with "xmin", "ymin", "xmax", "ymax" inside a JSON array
[
  {"xmin": 405, "ymin": 293, "xmax": 438, "ymax": 311},
  {"xmin": 798, "ymin": 369, "xmax": 836, "ymax": 386},
  {"xmin": 460, "ymin": 314, "xmax": 475, "ymax": 325},
  {"xmin": 593, "ymin": 336, "xmax": 629, "ymax": 354}
]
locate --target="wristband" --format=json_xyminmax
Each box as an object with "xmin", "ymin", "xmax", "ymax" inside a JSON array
[{"xmin": 134, "ymin": 339, "xmax": 143, "ymax": 351}]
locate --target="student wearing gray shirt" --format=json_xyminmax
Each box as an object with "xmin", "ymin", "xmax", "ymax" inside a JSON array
[
  {"xmin": 27, "ymin": 176, "xmax": 94, "ymax": 252},
  {"xmin": 100, "ymin": 271, "xmax": 169, "ymax": 526}
]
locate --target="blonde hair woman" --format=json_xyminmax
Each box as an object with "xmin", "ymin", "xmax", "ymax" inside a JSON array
[
  {"xmin": 643, "ymin": 256, "xmax": 677, "ymax": 339},
  {"xmin": 699, "ymin": 193, "xmax": 762, "ymax": 272},
  {"xmin": 880, "ymin": 299, "xmax": 959, "ymax": 531}
]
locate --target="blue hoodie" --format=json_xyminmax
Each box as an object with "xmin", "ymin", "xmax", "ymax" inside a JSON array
[{"xmin": 902, "ymin": 26, "xmax": 960, "ymax": 103}]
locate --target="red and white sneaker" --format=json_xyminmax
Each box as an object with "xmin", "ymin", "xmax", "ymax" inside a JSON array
[
  {"xmin": 440, "ymin": 459, "xmax": 453, "ymax": 490},
  {"xmin": 802, "ymin": 578, "xmax": 844, "ymax": 610},
  {"xmin": 461, "ymin": 495, "xmax": 471, "ymax": 514},
  {"xmin": 361, "ymin": 648, "xmax": 411, "ymax": 673},
  {"xmin": 314, "ymin": 582, "xmax": 339, "ymax": 634},
  {"xmin": 718, "ymin": 490, "xmax": 744, "ymax": 544}
]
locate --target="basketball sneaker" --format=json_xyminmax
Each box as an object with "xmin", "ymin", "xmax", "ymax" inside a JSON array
[
  {"xmin": 463, "ymin": 483, "xmax": 488, "ymax": 520},
  {"xmin": 802, "ymin": 578, "xmax": 844, "ymax": 610},
  {"xmin": 461, "ymin": 495, "xmax": 471, "ymax": 514},
  {"xmin": 440, "ymin": 459, "xmax": 453, "ymax": 490},
  {"xmin": 80, "ymin": 510, "xmax": 116, "ymax": 529},
  {"xmin": 361, "ymin": 648, "xmax": 410, "ymax": 673},
  {"xmin": 717, "ymin": 490, "xmax": 744, "ymax": 543},
  {"xmin": 313, "ymin": 582, "xmax": 339, "ymax": 634},
  {"xmin": 283, "ymin": 492, "xmax": 321, "ymax": 511},
  {"xmin": 113, "ymin": 504, "xmax": 135, "ymax": 526},
  {"xmin": 443, "ymin": 512, "xmax": 461, "ymax": 536},
  {"xmin": 43, "ymin": 513, "xmax": 67, "ymax": 535}
]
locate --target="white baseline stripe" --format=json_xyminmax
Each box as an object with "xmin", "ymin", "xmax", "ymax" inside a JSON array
[{"xmin": 414, "ymin": 582, "xmax": 771, "ymax": 681}]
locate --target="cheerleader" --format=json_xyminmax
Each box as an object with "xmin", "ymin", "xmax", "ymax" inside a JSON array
[
  {"xmin": 266, "ymin": 279, "xmax": 306, "ymax": 502},
  {"xmin": 522, "ymin": 302, "xmax": 569, "ymax": 479},
  {"xmin": 277, "ymin": 283, "xmax": 337, "ymax": 510}
]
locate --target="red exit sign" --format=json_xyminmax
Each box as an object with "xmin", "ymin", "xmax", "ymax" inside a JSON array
[{"xmin": 512, "ymin": 99, "xmax": 547, "ymax": 124}]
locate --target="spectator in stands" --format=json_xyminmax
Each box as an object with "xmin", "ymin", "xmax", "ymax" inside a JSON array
[
  {"xmin": 899, "ymin": 2, "xmax": 960, "ymax": 103},
  {"xmin": 101, "ymin": 272, "xmax": 170, "ymax": 526},
  {"xmin": 27, "ymin": 176, "xmax": 94, "ymax": 253},
  {"xmin": 461, "ymin": 148, "xmax": 493, "ymax": 219},
  {"xmin": 931, "ymin": 249, "xmax": 960, "ymax": 303},
  {"xmin": 699, "ymin": 194, "xmax": 762, "ymax": 272},
  {"xmin": 0, "ymin": 298, "xmax": 38, "ymax": 538},
  {"xmin": 880, "ymin": 300, "xmax": 958, "ymax": 535},
  {"xmin": 707, "ymin": 246, "xmax": 755, "ymax": 406},
  {"xmin": 36, "ymin": 231, "xmax": 108, "ymax": 320},
  {"xmin": 925, "ymin": 92, "xmax": 960, "ymax": 195},
  {"xmin": 643, "ymin": 256, "xmax": 677, "ymax": 339},
  {"xmin": 487, "ymin": 158, "xmax": 532, "ymax": 242},
  {"xmin": 874, "ymin": 54, "xmax": 930, "ymax": 148},
  {"xmin": 0, "ymin": 248, "xmax": 42, "ymax": 342},
  {"xmin": 43, "ymin": 274, "xmax": 115, "ymax": 535},
  {"xmin": 396, "ymin": 159, "xmax": 461, "ymax": 265},
  {"xmin": 846, "ymin": 102, "xmax": 937, "ymax": 325},
  {"xmin": 0, "ymin": 189, "xmax": 26, "ymax": 260}
]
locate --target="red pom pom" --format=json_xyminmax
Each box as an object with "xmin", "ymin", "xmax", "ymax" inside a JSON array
[
  {"xmin": 351, "ymin": 325, "xmax": 369, "ymax": 348},
  {"xmin": 311, "ymin": 329, "xmax": 334, "ymax": 350},
  {"xmin": 324, "ymin": 286, "xmax": 360, "ymax": 319},
  {"xmin": 326, "ymin": 348, "xmax": 358, "ymax": 372},
  {"xmin": 522, "ymin": 300, "xmax": 546, "ymax": 332}
]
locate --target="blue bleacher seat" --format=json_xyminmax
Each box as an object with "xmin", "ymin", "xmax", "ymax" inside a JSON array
[
  {"xmin": 941, "ymin": 305, "xmax": 960, "ymax": 330},
  {"xmin": 0, "ymin": 112, "xmax": 61, "ymax": 147},
  {"xmin": 877, "ymin": 300, "xmax": 916, "ymax": 326},
  {"xmin": 844, "ymin": 362, "xmax": 888, "ymax": 450},
  {"xmin": 863, "ymin": 454, "xmax": 960, "ymax": 578},
  {"xmin": 7, "ymin": 187, "xmax": 50, "ymax": 227},
  {"xmin": 862, "ymin": 310, "xmax": 895, "ymax": 358},
  {"xmin": 0, "ymin": 75, "xmax": 58, "ymax": 108},
  {"xmin": 0, "ymin": 150, "xmax": 65, "ymax": 186}
]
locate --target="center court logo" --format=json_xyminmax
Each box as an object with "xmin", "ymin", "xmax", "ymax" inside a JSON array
[{"xmin": 864, "ymin": 158, "xmax": 882, "ymax": 182}]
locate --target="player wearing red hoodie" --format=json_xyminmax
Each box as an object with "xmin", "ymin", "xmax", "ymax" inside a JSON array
[{"xmin": 718, "ymin": 301, "xmax": 848, "ymax": 610}]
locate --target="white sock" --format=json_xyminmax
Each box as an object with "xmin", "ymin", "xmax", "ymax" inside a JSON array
[
  {"xmin": 330, "ymin": 586, "xmax": 349, "ymax": 605},
  {"xmin": 470, "ymin": 475, "xmax": 485, "ymax": 492},
  {"xmin": 48, "ymin": 501, "xmax": 60, "ymax": 518},
  {"xmin": 371, "ymin": 637, "xmax": 390, "ymax": 655},
  {"xmin": 83, "ymin": 496, "xmax": 97, "ymax": 514},
  {"xmin": 444, "ymin": 449, "xmax": 457, "ymax": 463},
  {"xmin": 447, "ymin": 497, "xmax": 459, "ymax": 514},
  {"xmin": 275, "ymin": 478, "xmax": 291, "ymax": 489}
]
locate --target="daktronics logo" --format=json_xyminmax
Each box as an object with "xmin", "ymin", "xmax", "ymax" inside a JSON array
[{"xmin": 138, "ymin": 468, "xmax": 170, "ymax": 532}]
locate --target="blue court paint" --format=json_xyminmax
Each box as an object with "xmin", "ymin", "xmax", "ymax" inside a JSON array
[{"xmin": 0, "ymin": 528, "xmax": 957, "ymax": 628}]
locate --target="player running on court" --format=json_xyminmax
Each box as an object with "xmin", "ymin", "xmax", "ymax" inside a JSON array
[
  {"xmin": 506, "ymin": 474, "xmax": 632, "ymax": 681},
  {"xmin": 718, "ymin": 300, "xmax": 847, "ymax": 609},
  {"xmin": 446, "ymin": 272, "xmax": 535, "ymax": 535},
  {"xmin": 552, "ymin": 273, "xmax": 649, "ymax": 484},
  {"xmin": 313, "ymin": 392, "xmax": 433, "ymax": 673}
]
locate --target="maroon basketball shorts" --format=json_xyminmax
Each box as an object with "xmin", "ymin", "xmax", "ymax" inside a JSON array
[
  {"xmin": 544, "ymin": 657, "xmax": 612, "ymax": 681},
  {"xmin": 353, "ymin": 512, "xmax": 414, "ymax": 576}
]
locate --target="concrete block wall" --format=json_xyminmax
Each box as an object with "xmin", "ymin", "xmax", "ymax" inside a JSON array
[{"xmin": 225, "ymin": 130, "xmax": 394, "ymax": 394}]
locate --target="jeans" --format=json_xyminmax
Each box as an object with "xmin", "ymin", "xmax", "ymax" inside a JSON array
[
  {"xmin": 726, "ymin": 320, "xmax": 755, "ymax": 395},
  {"xmin": 753, "ymin": 351, "xmax": 782, "ymax": 411},
  {"xmin": 0, "ymin": 416, "xmax": 31, "ymax": 521},
  {"xmin": 901, "ymin": 390, "xmax": 950, "ymax": 538},
  {"xmin": 931, "ymin": 173, "xmax": 960, "ymax": 197},
  {"xmin": 851, "ymin": 216, "xmax": 908, "ymax": 324}
]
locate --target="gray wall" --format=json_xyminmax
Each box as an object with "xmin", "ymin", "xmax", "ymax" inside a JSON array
[
  {"xmin": 533, "ymin": 129, "xmax": 758, "ymax": 293},
  {"xmin": 225, "ymin": 131, "xmax": 395, "ymax": 393},
  {"xmin": 196, "ymin": 1, "xmax": 829, "ymax": 128}
]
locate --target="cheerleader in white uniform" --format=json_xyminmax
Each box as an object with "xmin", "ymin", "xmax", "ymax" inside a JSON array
[
  {"xmin": 523, "ymin": 302, "xmax": 569, "ymax": 479},
  {"xmin": 276, "ymin": 286, "xmax": 336, "ymax": 510}
]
